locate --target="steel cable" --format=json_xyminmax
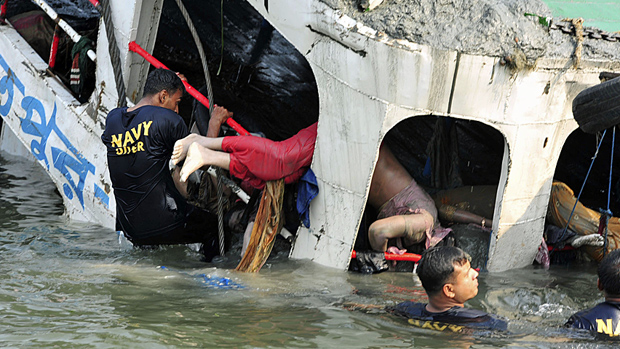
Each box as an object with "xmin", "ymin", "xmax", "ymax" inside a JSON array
[
  {"xmin": 99, "ymin": 0, "xmax": 127, "ymax": 107},
  {"xmin": 551, "ymin": 129, "xmax": 607, "ymax": 255},
  {"xmin": 173, "ymin": 0, "xmax": 225, "ymax": 257}
]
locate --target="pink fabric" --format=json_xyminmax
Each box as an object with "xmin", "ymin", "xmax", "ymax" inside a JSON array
[
  {"xmin": 535, "ymin": 239, "xmax": 550, "ymax": 269},
  {"xmin": 221, "ymin": 122, "xmax": 317, "ymax": 189},
  {"xmin": 377, "ymin": 179, "xmax": 438, "ymax": 220},
  {"xmin": 387, "ymin": 246, "xmax": 407, "ymax": 255},
  {"xmin": 427, "ymin": 226, "xmax": 452, "ymax": 249},
  {"xmin": 378, "ymin": 179, "xmax": 451, "ymax": 248}
]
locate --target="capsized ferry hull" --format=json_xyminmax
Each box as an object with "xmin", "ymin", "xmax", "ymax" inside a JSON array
[{"xmin": 1, "ymin": 0, "xmax": 619, "ymax": 272}]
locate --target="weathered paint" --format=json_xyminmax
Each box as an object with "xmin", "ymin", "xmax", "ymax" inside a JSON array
[
  {"xmin": 0, "ymin": 0, "xmax": 163, "ymax": 228},
  {"xmin": 245, "ymin": 0, "xmax": 620, "ymax": 271},
  {"xmin": 0, "ymin": 32, "xmax": 112, "ymax": 226},
  {"xmin": 1, "ymin": 0, "xmax": 620, "ymax": 272}
]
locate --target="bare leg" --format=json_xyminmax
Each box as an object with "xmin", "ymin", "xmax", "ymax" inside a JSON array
[
  {"xmin": 437, "ymin": 204, "xmax": 493, "ymax": 229},
  {"xmin": 172, "ymin": 135, "xmax": 226, "ymax": 165},
  {"xmin": 368, "ymin": 212, "xmax": 432, "ymax": 251},
  {"xmin": 171, "ymin": 166, "xmax": 188, "ymax": 198},
  {"xmin": 179, "ymin": 142, "xmax": 231, "ymax": 182}
]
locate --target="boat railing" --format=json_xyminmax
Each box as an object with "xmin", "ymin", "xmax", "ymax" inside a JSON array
[{"xmin": 31, "ymin": 0, "xmax": 97, "ymax": 64}]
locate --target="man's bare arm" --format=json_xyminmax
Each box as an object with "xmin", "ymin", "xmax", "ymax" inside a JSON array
[{"xmin": 207, "ymin": 105, "xmax": 233, "ymax": 137}]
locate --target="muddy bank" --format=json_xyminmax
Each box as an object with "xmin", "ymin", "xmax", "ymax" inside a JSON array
[{"xmin": 324, "ymin": 0, "xmax": 620, "ymax": 64}]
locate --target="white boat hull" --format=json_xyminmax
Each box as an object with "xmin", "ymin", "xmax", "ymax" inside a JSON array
[{"xmin": 1, "ymin": 0, "xmax": 619, "ymax": 272}]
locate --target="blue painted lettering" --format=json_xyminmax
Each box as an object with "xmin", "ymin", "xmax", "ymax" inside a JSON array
[
  {"xmin": 0, "ymin": 54, "xmax": 25, "ymax": 117},
  {"xmin": 0, "ymin": 52, "xmax": 108, "ymax": 210}
]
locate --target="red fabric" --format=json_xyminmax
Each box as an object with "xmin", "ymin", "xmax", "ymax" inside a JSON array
[
  {"xmin": 11, "ymin": 12, "xmax": 49, "ymax": 31},
  {"xmin": 222, "ymin": 122, "xmax": 317, "ymax": 189},
  {"xmin": 70, "ymin": 54, "xmax": 80, "ymax": 87}
]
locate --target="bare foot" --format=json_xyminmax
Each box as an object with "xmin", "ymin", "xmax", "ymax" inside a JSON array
[
  {"xmin": 171, "ymin": 134, "xmax": 199, "ymax": 165},
  {"xmin": 180, "ymin": 142, "xmax": 207, "ymax": 182}
]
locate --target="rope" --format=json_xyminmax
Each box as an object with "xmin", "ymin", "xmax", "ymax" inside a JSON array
[
  {"xmin": 215, "ymin": 168, "xmax": 226, "ymax": 256},
  {"xmin": 571, "ymin": 18, "xmax": 584, "ymax": 69},
  {"xmin": 551, "ymin": 129, "xmax": 607, "ymax": 255},
  {"xmin": 603, "ymin": 127, "xmax": 616, "ymax": 257},
  {"xmin": 173, "ymin": 0, "xmax": 225, "ymax": 257},
  {"xmin": 99, "ymin": 0, "xmax": 127, "ymax": 107},
  {"xmin": 218, "ymin": 0, "xmax": 224, "ymax": 75},
  {"xmin": 172, "ymin": 0, "xmax": 215, "ymax": 114}
]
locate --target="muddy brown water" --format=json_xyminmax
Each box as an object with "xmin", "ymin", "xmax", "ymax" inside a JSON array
[{"xmin": 0, "ymin": 151, "xmax": 615, "ymax": 348}]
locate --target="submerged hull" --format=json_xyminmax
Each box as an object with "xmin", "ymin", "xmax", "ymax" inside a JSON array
[
  {"xmin": 0, "ymin": 23, "xmax": 113, "ymax": 228},
  {"xmin": 1, "ymin": 0, "xmax": 619, "ymax": 271}
]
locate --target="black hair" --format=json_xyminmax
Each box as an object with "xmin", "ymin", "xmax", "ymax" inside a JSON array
[
  {"xmin": 416, "ymin": 246, "xmax": 471, "ymax": 296},
  {"xmin": 142, "ymin": 68, "xmax": 185, "ymax": 97},
  {"xmin": 598, "ymin": 249, "xmax": 620, "ymax": 296}
]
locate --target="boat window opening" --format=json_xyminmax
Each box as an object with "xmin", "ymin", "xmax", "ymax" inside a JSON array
[
  {"xmin": 152, "ymin": 0, "xmax": 318, "ymax": 138},
  {"xmin": 553, "ymin": 128, "xmax": 620, "ymax": 218},
  {"xmin": 4, "ymin": 1, "xmax": 99, "ymax": 103},
  {"xmin": 543, "ymin": 137, "xmax": 548, "ymax": 148},
  {"xmin": 354, "ymin": 116, "xmax": 505, "ymax": 272},
  {"xmin": 548, "ymin": 127, "xmax": 620, "ymax": 264},
  {"xmin": 149, "ymin": 0, "xmax": 318, "ymax": 251}
]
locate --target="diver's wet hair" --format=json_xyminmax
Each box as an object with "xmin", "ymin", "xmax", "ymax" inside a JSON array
[
  {"xmin": 598, "ymin": 249, "xmax": 620, "ymax": 296},
  {"xmin": 416, "ymin": 246, "xmax": 471, "ymax": 296},
  {"xmin": 143, "ymin": 68, "xmax": 185, "ymax": 97}
]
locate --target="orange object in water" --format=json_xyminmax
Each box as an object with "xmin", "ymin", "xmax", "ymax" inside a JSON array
[
  {"xmin": 547, "ymin": 181, "xmax": 619, "ymax": 261},
  {"xmin": 351, "ymin": 250, "xmax": 421, "ymax": 263}
]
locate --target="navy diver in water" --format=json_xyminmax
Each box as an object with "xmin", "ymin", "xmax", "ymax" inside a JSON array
[
  {"xmin": 346, "ymin": 246, "xmax": 507, "ymax": 333},
  {"xmin": 388, "ymin": 246, "xmax": 507, "ymax": 332},
  {"xmin": 566, "ymin": 249, "xmax": 620, "ymax": 339}
]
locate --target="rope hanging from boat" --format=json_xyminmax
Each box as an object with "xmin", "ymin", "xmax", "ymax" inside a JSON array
[
  {"xmin": 236, "ymin": 179, "xmax": 285, "ymax": 272},
  {"xmin": 603, "ymin": 127, "xmax": 616, "ymax": 257},
  {"xmin": 173, "ymin": 0, "xmax": 225, "ymax": 257},
  {"xmin": 33, "ymin": 0, "xmax": 96, "ymax": 61},
  {"xmin": 218, "ymin": 0, "xmax": 224, "ymax": 75},
  {"xmin": 551, "ymin": 129, "xmax": 607, "ymax": 255},
  {"xmin": 89, "ymin": 0, "xmax": 127, "ymax": 107}
]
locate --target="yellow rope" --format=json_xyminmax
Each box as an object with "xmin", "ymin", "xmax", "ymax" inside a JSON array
[
  {"xmin": 235, "ymin": 179, "xmax": 285, "ymax": 272},
  {"xmin": 568, "ymin": 18, "xmax": 584, "ymax": 69}
]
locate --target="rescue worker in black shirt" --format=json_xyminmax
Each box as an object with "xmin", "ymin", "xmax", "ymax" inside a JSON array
[
  {"xmin": 388, "ymin": 246, "xmax": 508, "ymax": 332},
  {"xmin": 566, "ymin": 249, "xmax": 620, "ymax": 339},
  {"xmin": 101, "ymin": 68, "xmax": 232, "ymax": 259}
]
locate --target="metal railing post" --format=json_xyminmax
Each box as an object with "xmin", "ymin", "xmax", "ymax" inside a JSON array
[
  {"xmin": 0, "ymin": 0, "xmax": 8, "ymax": 24},
  {"xmin": 48, "ymin": 24, "xmax": 60, "ymax": 69},
  {"xmin": 32, "ymin": 0, "xmax": 96, "ymax": 62}
]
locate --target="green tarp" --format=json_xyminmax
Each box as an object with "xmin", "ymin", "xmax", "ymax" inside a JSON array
[{"xmin": 544, "ymin": 0, "xmax": 620, "ymax": 32}]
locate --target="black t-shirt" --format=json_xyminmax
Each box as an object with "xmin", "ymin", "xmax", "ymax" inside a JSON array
[
  {"xmin": 101, "ymin": 105, "xmax": 189, "ymax": 241},
  {"xmin": 566, "ymin": 301, "xmax": 620, "ymax": 339},
  {"xmin": 388, "ymin": 301, "xmax": 508, "ymax": 333}
]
